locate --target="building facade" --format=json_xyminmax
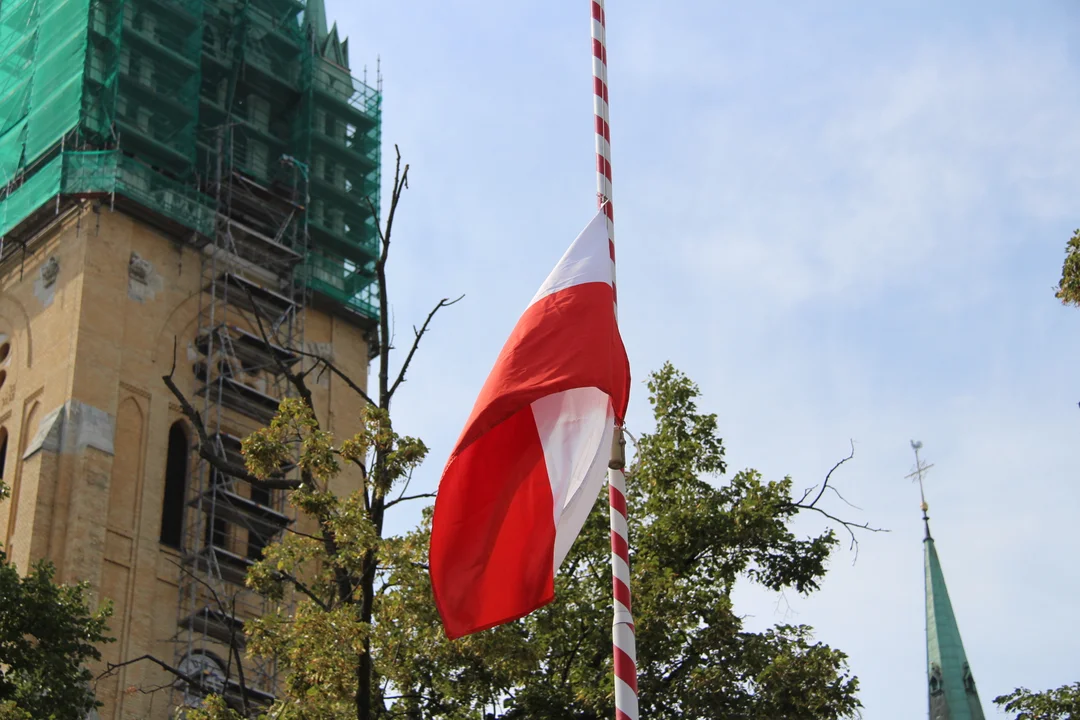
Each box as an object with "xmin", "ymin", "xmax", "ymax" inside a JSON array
[{"xmin": 0, "ymin": 0, "xmax": 380, "ymax": 715}]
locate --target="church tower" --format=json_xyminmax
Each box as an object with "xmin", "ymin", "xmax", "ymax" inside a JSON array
[
  {"xmin": 910, "ymin": 442, "xmax": 987, "ymax": 720},
  {"xmin": 0, "ymin": 0, "xmax": 382, "ymax": 713}
]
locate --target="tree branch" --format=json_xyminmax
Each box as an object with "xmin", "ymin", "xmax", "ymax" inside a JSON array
[
  {"xmin": 387, "ymin": 294, "xmax": 464, "ymax": 401},
  {"xmin": 275, "ymin": 569, "xmax": 331, "ymax": 612},
  {"xmin": 291, "ymin": 347, "xmax": 376, "ymax": 406},
  {"xmin": 797, "ymin": 439, "xmax": 855, "ymax": 509},
  {"xmin": 239, "ymin": 284, "xmax": 316, "ymax": 414},
  {"xmin": 786, "ymin": 440, "xmax": 887, "ymax": 562},
  {"xmin": 366, "ymin": 145, "xmax": 409, "ymax": 412},
  {"xmin": 96, "ymin": 654, "xmax": 198, "ymax": 687},
  {"xmin": 383, "ymin": 492, "xmax": 437, "ymax": 511},
  {"xmin": 162, "ymin": 340, "xmax": 299, "ymax": 491}
]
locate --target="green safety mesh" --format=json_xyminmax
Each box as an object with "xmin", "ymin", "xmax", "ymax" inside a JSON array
[
  {"xmin": 0, "ymin": 0, "xmax": 90, "ymax": 176},
  {"xmin": 0, "ymin": 153, "xmax": 61, "ymax": 237},
  {"xmin": 63, "ymin": 150, "xmax": 216, "ymax": 234},
  {"xmin": 0, "ymin": 0, "xmax": 381, "ymax": 320}
]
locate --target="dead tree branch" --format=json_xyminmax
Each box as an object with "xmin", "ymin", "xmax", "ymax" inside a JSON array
[
  {"xmin": 786, "ymin": 440, "xmax": 887, "ymax": 561},
  {"xmin": 166, "ymin": 558, "xmax": 252, "ymax": 711},
  {"xmin": 388, "ymin": 294, "xmax": 465, "ymax": 401},
  {"xmin": 239, "ymin": 284, "xmax": 316, "ymax": 414},
  {"xmin": 162, "ymin": 338, "xmax": 299, "ymax": 491},
  {"xmin": 291, "ymin": 347, "xmax": 376, "ymax": 406}
]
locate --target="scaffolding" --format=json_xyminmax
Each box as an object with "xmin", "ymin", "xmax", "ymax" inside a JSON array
[
  {"xmin": 0, "ymin": 0, "xmax": 381, "ymax": 711},
  {"xmin": 0, "ymin": 0, "xmax": 381, "ymax": 318}
]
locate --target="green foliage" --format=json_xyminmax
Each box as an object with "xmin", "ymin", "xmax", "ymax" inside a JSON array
[
  {"xmin": 377, "ymin": 362, "xmax": 861, "ymax": 719},
  {"xmin": 0, "ymin": 480, "xmax": 114, "ymax": 720},
  {"xmin": 191, "ymin": 399, "xmax": 429, "ymax": 719},
  {"xmin": 193, "ymin": 363, "xmax": 862, "ymax": 719},
  {"xmin": 995, "ymin": 682, "xmax": 1080, "ymax": 720},
  {"xmin": 1055, "ymin": 230, "xmax": 1080, "ymax": 306},
  {"xmin": 0, "ymin": 702, "xmax": 33, "ymax": 720},
  {"xmin": 184, "ymin": 694, "xmax": 245, "ymax": 720}
]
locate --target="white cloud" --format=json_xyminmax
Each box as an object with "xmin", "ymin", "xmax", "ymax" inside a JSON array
[{"xmin": 329, "ymin": 3, "xmax": 1080, "ymax": 718}]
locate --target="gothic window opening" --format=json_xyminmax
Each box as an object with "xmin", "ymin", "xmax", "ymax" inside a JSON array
[
  {"xmin": 929, "ymin": 665, "xmax": 944, "ymax": 695},
  {"xmin": 0, "ymin": 427, "xmax": 8, "ymax": 480},
  {"xmin": 963, "ymin": 663, "xmax": 977, "ymax": 693},
  {"xmin": 160, "ymin": 421, "xmax": 189, "ymax": 548}
]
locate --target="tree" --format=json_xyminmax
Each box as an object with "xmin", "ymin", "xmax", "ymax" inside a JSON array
[
  {"xmin": 377, "ymin": 362, "xmax": 872, "ymax": 719},
  {"xmin": 131, "ymin": 149, "xmax": 868, "ymax": 717},
  {"xmin": 0, "ymin": 480, "xmax": 114, "ymax": 719},
  {"xmin": 142, "ymin": 147, "xmax": 461, "ymax": 720},
  {"xmin": 995, "ymin": 683, "xmax": 1080, "ymax": 720},
  {"xmin": 1055, "ymin": 229, "xmax": 1080, "ymax": 306}
]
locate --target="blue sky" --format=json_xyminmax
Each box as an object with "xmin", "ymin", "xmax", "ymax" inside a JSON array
[{"xmin": 330, "ymin": 2, "xmax": 1080, "ymax": 717}]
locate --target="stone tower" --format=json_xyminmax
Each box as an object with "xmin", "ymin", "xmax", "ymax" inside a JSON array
[{"xmin": 0, "ymin": 0, "xmax": 382, "ymax": 714}]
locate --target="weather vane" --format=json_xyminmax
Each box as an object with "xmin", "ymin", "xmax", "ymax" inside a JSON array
[{"xmin": 905, "ymin": 440, "xmax": 934, "ymax": 521}]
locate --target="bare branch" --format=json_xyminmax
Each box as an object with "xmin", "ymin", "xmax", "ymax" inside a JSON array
[
  {"xmin": 275, "ymin": 569, "xmax": 331, "ymax": 612},
  {"xmin": 786, "ymin": 439, "xmax": 887, "ymax": 563},
  {"xmin": 803, "ymin": 506, "xmax": 885, "ymax": 562},
  {"xmin": 808, "ymin": 439, "xmax": 855, "ymax": 509},
  {"xmin": 383, "ymin": 492, "xmax": 437, "ymax": 511},
  {"xmin": 239, "ymin": 284, "xmax": 316, "ymax": 413},
  {"xmin": 162, "ymin": 338, "xmax": 299, "ymax": 490},
  {"xmin": 366, "ymin": 145, "xmax": 411, "ymax": 413},
  {"xmin": 387, "ymin": 294, "xmax": 465, "ymax": 401},
  {"xmin": 291, "ymin": 347, "xmax": 376, "ymax": 406},
  {"xmin": 825, "ymin": 484, "xmax": 863, "ymax": 512},
  {"xmin": 96, "ymin": 654, "xmax": 197, "ymax": 687},
  {"xmin": 225, "ymin": 595, "xmax": 251, "ymax": 717}
]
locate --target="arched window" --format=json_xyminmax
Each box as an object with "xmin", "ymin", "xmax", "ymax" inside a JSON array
[
  {"xmin": 0, "ymin": 427, "xmax": 8, "ymax": 480},
  {"xmin": 160, "ymin": 421, "xmax": 189, "ymax": 548},
  {"xmin": 929, "ymin": 665, "xmax": 944, "ymax": 695}
]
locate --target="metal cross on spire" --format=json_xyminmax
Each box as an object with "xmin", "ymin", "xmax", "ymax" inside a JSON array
[{"xmin": 905, "ymin": 440, "xmax": 934, "ymax": 535}]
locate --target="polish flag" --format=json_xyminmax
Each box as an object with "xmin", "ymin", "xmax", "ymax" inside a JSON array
[{"xmin": 430, "ymin": 209, "xmax": 631, "ymax": 640}]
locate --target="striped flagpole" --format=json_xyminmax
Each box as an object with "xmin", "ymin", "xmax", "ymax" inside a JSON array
[{"xmin": 590, "ymin": 2, "xmax": 639, "ymax": 719}]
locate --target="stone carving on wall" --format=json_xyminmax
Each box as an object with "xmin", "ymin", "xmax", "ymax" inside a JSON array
[
  {"xmin": 128, "ymin": 252, "xmax": 153, "ymax": 284},
  {"xmin": 40, "ymin": 256, "xmax": 59, "ymax": 288},
  {"xmin": 127, "ymin": 251, "xmax": 163, "ymax": 303},
  {"xmin": 34, "ymin": 256, "xmax": 60, "ymax": 307}
]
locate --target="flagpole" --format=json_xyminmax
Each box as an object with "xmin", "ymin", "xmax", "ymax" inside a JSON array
[{"xmin": 590, "ymin": 2, "xmax": 639, "ymax": 718}]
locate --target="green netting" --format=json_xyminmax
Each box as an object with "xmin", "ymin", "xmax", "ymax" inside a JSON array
[
  {"xmin": 305, "ymin": 56, "xmax": 380, "ymax": 269},
  {"xmin": 112, "ymin": 154, "xmax": 215, "ymax": 234},
  {"xmin": 61, "ymin": 148, "xmax": 117, "ymax": 192},
  {"xmin": 0, "ymin": 0, "xmax": 382, "ymax": 320},
  {"xmin": 61, "ymin": 150, "xmax": 215, "ymax": 234},
  {"xmin": 0, "ymin": 118, "xmax": 26, "ymax": 179},
  {"xmin": 0, "ymin": 153, "xmax": 61, "ymax": 236},
  {"xmin": 299, "ymin": 250, "xmax": 378, "ymax": 318},
  {"xmin": 110, "ymin": 0, "xmax": 204, "ymax": 172},
  {"xmin": 20, "ymin": 0, "xmax": 89, "ymax": 168}
]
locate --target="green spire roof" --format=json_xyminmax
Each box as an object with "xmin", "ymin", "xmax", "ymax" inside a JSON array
[
  {"xmin": 924, "ymin": 516, "xmax": 986, "ymax": 720},
  {"xmin": 304, "ymin": 0, "xmax": 329, "ymax": 44},
  {"xmin": 304, "ymin": 0, "xmax": 351, "ymax": 69}
]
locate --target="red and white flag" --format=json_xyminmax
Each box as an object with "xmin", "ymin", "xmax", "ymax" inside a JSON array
[{"xmin": 430, "ymin": 209, "xmax": 631, "ymax": 640}]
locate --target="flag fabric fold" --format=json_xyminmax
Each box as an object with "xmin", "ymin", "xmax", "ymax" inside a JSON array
[{"xmin": 430, "ymin": 210, "xmax": 630, "ymax": 640}]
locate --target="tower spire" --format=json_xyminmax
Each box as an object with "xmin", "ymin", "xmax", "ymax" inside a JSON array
[
  {"xmin": 908, "ymin": 441, "xmax": 986, "ymax": 720},
  {"xmin": 304, "ymin": 0, "xmax": 329, "ymax": 45}
]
